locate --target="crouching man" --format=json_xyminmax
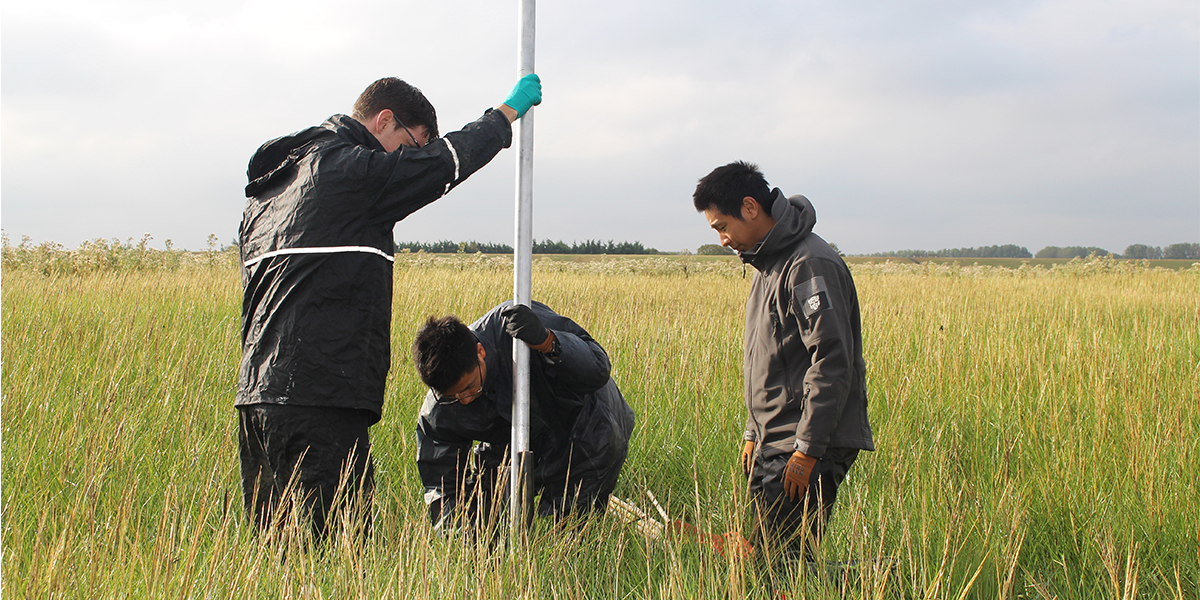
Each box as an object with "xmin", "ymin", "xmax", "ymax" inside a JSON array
[{"xmin": 411, "ymin": 301, "xmax": 635, "ymax": 532}]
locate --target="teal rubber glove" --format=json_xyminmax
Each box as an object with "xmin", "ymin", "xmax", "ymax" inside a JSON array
[{"xmin": 503, "ymin": 74, "xmax": 542, "ymax": 118}]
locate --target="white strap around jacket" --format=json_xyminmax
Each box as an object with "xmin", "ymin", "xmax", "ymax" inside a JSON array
[
  {"xmin": 443, "ymin": 138, "xmax": 460, "ymax": 195},
  {"xmin": 243, "ymin": 246, "xmax": 394, "ymax": 268}
]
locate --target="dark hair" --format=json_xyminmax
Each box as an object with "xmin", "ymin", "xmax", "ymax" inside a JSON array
[
  {"xmin": 412, "ymin": 315, "xmax": 477, "ymax": 392},
  {"xmin": 692, "ymin": 161, "xmax": 773, "ymax": 218},
  {"xmin": 352, "ymin": 77, "xmax": 439, "ymax": 138}
]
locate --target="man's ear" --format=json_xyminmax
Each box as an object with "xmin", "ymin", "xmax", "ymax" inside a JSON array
[
  {"xmin": 477, "ymin": 342, "xmax": 486, "ymax": 361},
  {"xmin": 741, "ymin": 196, "xmax": 761, "ymax": 221},
  {"xmin": 369, "ymin": 110, "xmax": 394, "ymax": 135}
]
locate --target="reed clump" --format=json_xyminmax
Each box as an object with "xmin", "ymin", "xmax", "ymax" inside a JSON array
[{"xmin": 1, "ymin": 232, "xmax": 237, "ymax": 275}]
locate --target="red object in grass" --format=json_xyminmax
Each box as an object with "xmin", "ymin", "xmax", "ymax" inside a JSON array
[{"xmin": 667, "ymin": 520, "xmax": 755, "ymax": 558}]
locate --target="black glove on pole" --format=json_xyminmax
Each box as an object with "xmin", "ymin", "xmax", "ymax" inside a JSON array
[{"xmin": 501, "ymin": 304, "xmax": 550, "ymax": 349}]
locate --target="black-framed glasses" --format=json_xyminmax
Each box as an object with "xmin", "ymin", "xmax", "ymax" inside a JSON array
[
  {"xmin": 395, "ymin": 117, "xmax": 426, "ymax": 148},
  {"xmin": 434, "ymin": 360, "xmax": 483, "ymax": 405}
]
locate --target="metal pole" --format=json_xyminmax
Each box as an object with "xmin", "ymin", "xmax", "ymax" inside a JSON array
[{"xmin": 510, "ymin": 0, "xmax": 535, "ymax": 538}]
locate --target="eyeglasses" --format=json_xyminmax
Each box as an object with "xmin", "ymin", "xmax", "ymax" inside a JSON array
[
  {"xmin": 434, "ymin": 359, "xmax": 484, "ymax": 405},
  {"xmin": 394, "ymin": 116, "xmax": 426, "ymax": 148}
]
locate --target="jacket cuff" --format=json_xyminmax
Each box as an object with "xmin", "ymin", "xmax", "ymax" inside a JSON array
[
  {"xmin": 483, "ymin": 108, "xmax": 514, "ymax": 146},
  {"xmin": 793, "ymin": 438, "xmax": 825, "ymax": 458},
  {"xmin": 538, "ymin": 329, "xmax": 562, "ymax": 363}
]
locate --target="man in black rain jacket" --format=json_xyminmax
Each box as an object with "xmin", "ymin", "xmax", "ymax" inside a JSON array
[
  {"xmin": 411, "ymin": 301, "xmax": 635, "ymax": 532},
  {"xmin": 237, "ymin": 75, "xmax": 541, "ymax": 538},
  {"xmin": 693, "ymin": 161, "xmax": 875, "ymax": 563}
]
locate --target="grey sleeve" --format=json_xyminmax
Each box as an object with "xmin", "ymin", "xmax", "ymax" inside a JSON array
[{"xmin": 789, "ymin": 263, "xmax": 855, "ymax": 457}]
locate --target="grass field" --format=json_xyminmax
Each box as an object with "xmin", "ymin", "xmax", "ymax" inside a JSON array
[{"xmin": 3, "ymin": 251, "xmax": 1198, "ymax": 598}]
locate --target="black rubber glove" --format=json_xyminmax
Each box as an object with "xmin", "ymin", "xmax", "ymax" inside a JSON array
[{"xmin": 500, "ymin": 304, "xmax": 550, "ymax": 349}]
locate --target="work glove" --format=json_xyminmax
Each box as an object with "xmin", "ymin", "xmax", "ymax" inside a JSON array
[
  {"xmin": 782, "ymin": 451, "xmax": 817, "ymax": 502},
  {"xmin": 503, "ymin": 74, "xmax": 542, "ymax": 118},
  {"xmin": 500, "ymin": 304, "xmax": 552, "ymax": 351},
  {"xmin": 741, "ymin": 440, "xmax": 756, "ymax": 475}
]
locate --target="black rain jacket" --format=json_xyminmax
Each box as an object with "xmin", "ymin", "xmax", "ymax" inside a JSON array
[
  {"xmin": 738, "ymin": 190, "xmax": 876, "ymax": 459},
  {"xmin": 416, "ymin": 301, "xmax": 635, "ymax": 527},
  {"xmin": 237, "ymin": 110, "xmax": 512, "ymax": 420}
]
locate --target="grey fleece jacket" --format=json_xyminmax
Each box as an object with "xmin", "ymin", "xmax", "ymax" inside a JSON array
[{"xmin": 739, "ymin": 190, "xmax": 875, "ymax": 459}]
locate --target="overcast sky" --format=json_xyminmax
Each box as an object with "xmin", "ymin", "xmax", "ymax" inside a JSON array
[{"xmin": 3, "ymin": 0, "xmax": 1197, "ymax": 254}]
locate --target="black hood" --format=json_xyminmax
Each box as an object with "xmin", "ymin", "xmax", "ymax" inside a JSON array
[
  {"xmin": 738, "ymin": 189, "xmax": 817, "ymax": 270},
  {"xmin": 245, "ymin": 115, "xmax": 380, "ymax": 197}
]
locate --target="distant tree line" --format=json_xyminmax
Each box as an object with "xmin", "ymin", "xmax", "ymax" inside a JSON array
[
  {"xmin": 696, "ymin": 244, "xmax": 734, "ymax": 256},
  {"xmin": 1121, "ymin": 243, "xmax": 1200, "ymax": 260},
  {"xmin": 1037, "ymin": 244, "xmax": 1200, "ymax": 259},
  {"xmin": 867, "ymin": 244, "xmax": 1032, "ymax": 259},
  {"xmin": 694, "ymin": 242, "xmax": 842, "ymax": 256},
  {"xmin": 1033, "ymin": 246, "xmax": 1113, "ymax": 259},
  {"xmin": 395, "ymin": 240, "xmax": 514, "ymax": 254},
  {"xmin": 532, "ymin": 239, "xmax": 660, "ymax": 254},
  {"xmin": 860, "ymin": 243, "xmax": 1199, "ymax": 260},
  {"xmin": 394, "ymin": 239, "xmax": 662, "ymax": 255}
]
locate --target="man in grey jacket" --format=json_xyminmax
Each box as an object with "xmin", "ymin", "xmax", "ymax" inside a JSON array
[
  {"xmin": 412, "ymin": 301, "xmax": 635, "ymax": 532},
  {"xmin": 693, "ymin": 161, "xmax": 875, "ymax": 563}
]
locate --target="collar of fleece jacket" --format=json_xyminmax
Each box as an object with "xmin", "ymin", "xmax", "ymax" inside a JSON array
[{"xmin": 738, "ymin": 189, "xmax": 817, "ymax": 270}]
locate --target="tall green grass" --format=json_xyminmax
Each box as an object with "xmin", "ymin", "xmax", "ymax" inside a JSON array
[{"xmin": 3, "ymin": 254, "xmax": 1197, "ymax": 598}]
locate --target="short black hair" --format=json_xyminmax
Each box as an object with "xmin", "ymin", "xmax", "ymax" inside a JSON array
[
  {"xmin": 692, "ymin": 161, "xmax": 773, "ymax": 218},
  {"xmin": 352, "ymin": 77, "xmax": 439, "ymax": 138},
  {"xmin": 412, "ymin": 315, "xmax": 477, "ymax": 392}
]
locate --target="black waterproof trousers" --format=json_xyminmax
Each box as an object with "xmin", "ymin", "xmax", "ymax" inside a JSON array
[
  {"xmin": 747, "ymin": 447, "xmax": 859, "ymax": 562},
  {"xmin": 238, "ymin": 405, "xmax": 375, "ymax": 540}
]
